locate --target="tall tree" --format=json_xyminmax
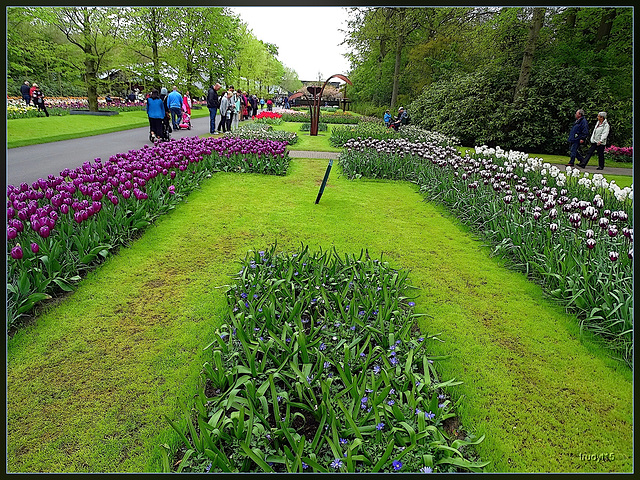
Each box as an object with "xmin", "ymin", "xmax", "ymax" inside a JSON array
[
  {"xmin": 595, "ymin": 8, "xmax": 617, "ymax": 51},
  {"xmin": 124, "ymin": 7, "xmax": 171, "ymax": 90},
  {"xmin": 47, "ymin": 7, "xmax": 123, "ymax": 111},
  {"xmin": 513, "ymin": 7, "xmax": 545, "ymax": 104}
]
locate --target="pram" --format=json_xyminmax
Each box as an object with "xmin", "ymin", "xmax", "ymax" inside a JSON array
[
  {"xmin": 177, "ymin": 111, "xmax": 191, "ymax": 130},
  {"xmin": 149, "ymin": 116, "xmax": 171, "ymax": 142}
]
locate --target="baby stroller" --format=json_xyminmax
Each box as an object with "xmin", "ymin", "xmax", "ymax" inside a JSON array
[
  {"xmin": 149, "ymin": 117, "xmax": 171, "ymax": 142},
  {"xmin": 177, "ymin": 111, "xmax": 191, "ymax": 130}
]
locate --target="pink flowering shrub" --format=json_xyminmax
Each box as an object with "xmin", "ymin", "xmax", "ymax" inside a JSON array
[{"xmin": 604, "ymin": 145, "xmax": 633, "ymax": 163}]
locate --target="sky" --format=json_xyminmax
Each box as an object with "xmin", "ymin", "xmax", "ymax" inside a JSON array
[{"xmin": 230, "ymin": 7, "xmax": 352, "ymax": 83}]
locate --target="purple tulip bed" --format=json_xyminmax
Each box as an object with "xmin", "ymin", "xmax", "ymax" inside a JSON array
[
  {"xmin": 6, "ymin": 136, "xmax": 290, "ymax": 332},
  {"xmin": 165, "ymin": 245, "xmax": 488, "ymax": 473},
  {"xmin": 339, "ymin": 139, "xmax": 633, "ymax": 366}
]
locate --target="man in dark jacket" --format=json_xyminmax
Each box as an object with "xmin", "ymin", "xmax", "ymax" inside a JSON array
[
  {"xmin": 207, "ymin": 83, "xmax": 221, "ymax": 134},
  {"xmin": 567, "ymin": 109, "xmax": 589, "ymax": 167},
  {"xmin": 390, "ymin": 107, "xmax": 409, "ymax": 131},
  {"xmin": 20, "ymin": 81, "xmax": 31, "ymax": 106}
]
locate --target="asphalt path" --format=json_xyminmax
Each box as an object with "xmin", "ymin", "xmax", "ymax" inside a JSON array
[{"xmin": 6, "ymin": 113, "xmax": 217, "ymax": 187}]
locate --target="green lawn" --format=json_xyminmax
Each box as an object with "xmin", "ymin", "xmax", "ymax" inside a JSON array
[
  {"xmin": 273, "ymin": 121, "xmax": 343, "ymax": 152},
  {"xmin": 6, "ymin": 157, "xmax": 632, "ymax": 473},
  {"xmin": 6, "ymin": 108, "xmax": 210, "ymax": 148}
]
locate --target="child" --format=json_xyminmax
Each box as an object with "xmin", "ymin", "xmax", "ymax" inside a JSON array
[{"xmin": 384, "ymin": 109, "xmax": 391, "ymax": 128}]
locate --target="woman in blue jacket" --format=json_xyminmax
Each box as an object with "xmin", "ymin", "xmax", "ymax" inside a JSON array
[{"xmin": 146, "ymin": 89, "xmax": 165, "ymax": 142}]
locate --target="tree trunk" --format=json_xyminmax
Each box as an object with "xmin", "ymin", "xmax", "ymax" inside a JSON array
[
  {"xmin": 83, "ymin": 10, "xmax": 99, "ymax": 112},
  {"xmin": 565, "ymin": 7, "xmax": 577, "ymax": 33},
  {"xmin": 595, "ymin": 8, "xmax": 617, "ymax": 52},
  {"xmin": 390, "ymin": 33, "xmax": 403, "ymax": 110},
  {"xmin": 513, "ymin": 7, "xmax": 545, "ymax": 104},
  {"xmin": 151, "ymin": 9, "xmax": 161, "ymax": 89}
]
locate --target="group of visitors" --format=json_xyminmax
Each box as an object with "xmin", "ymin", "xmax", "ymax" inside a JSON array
[
  {"xmin": 20, "ymin": 80, "xmax": 49, "ymax": 116},
  {"xmin": 384, "ymin": 107, "xmax": 409, "ymax": 131},
  {"xmin": 145, "ymin": 85, "xmax": 192, "ymax": 142},
  {"xmin": 205, "ymin": 83, "xmax": 268, "ymax": 135},
  {"xmin": 566, "ymin": 109, "xmax": 610, "ymax": 170}
]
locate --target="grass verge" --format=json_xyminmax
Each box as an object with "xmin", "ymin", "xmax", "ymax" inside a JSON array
[{"xmin": 6, "ymin": 158, "xmax": 632, "ymax": 473}]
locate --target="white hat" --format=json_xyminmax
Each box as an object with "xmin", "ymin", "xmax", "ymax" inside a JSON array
[
  {"xmin": 160, "ymin": 87, "xmax": 168, "ymax": 95},
  {"xmin": 398, "ymin": 107, "xmax": 404, "ymax": 110}
]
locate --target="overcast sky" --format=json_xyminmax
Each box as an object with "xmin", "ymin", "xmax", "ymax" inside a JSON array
[{"xmin": 230, "ymin": 6, "xmax": 352, "ymax": 83}]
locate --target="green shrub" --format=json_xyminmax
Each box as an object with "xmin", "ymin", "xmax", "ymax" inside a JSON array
[{"xmin": 408, "ymin": 64, "xmax": 633, "ymax": 155}]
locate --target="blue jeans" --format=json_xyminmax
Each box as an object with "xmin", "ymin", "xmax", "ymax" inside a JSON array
[
  {"xmin": 170, "ymin": 107, "xmax": 182, "ymax": 128},
  {"xmin": 208, "ymin": 108, "xmax": 217, "ymax": 133},
  {"xmin": 569, "ymin": 141, "xmax": 584, "ymax": 165}
]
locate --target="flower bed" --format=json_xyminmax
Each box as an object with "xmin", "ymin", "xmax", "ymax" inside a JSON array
[
  {"xmin": 224, "ymin": 123, "xmax": 298, "ymax": 145},
  {"xmin": 6, "ymin": 137, "xmax": 290, "ymax": 330},
  {"xmin": 280, "ymin": 110, "xmax": 361, "ymax": 125},
  {"xmin": 6, "ymin": 96, "xmax": 151, "ymax": 118},
  {"xmin": 253, "ymin": 111, "xmax": 283, "ymax": 125},
  {"xmin": 339, "ymin": 139, "xmax": 633, "ymax": 365},
  {"xmin": 165, "ymin": 246, "xmax": 488, "ymax": 473},
  {"xmin": 330, "ymin": 119, "xmax": 459, "ymax": 148}
]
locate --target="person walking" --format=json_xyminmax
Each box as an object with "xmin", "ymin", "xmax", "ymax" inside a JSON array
[
  {"xmin": 29, "ymin": 83, "xmax": 37, "ymax": 105},
  {"xmin": 183, "ymin": 90, "xmax": 192, "ymax": 114},
  {"xmin": 30, "ymin": 83, "xmax": 49, "ymax": 117},
  {"xmin": 207, "ymin": 83, "xmax": 221, "ymax": 134},
  {"xmin": 260, "ymin": 97, "xmax": 265, "ymax": 110},
  {"xmin": 225, "ymin": 91, "xmax": 235, "ymax": 132},
  {"xmin": 566, "ymin": 109, "xmax": 589, "ymax": 167},
  {"xmin": 146, "ymin": 88, "xmax": 165, "ymax": 142},
  {"xmin": 232, "ymin": 90, "xmax": 241, "ymax": 130},
  {"xmin": 20, "ymin": 81, "xmax": 31, "ymax": 106},
  {"xmin": 218, "ymin": 90, "xmax": 229, "ymax": 134},
  {"xmin": 159, "ymin": 87, "xmax": 172, "ymax": 135},
  {"xmin": 579, "ymin": 112, "xmax": 610, "ymax": 170},
  {"xmin": 167, "ymin": 86, "xmax": 183, "ymax": 131},
  {"xmin": 266, "ymin": 98, "xmax": 273, "ymax": 111},
  {"xmin": 248, "ymin": 94, "xmax": 257, "ymax": 118}
]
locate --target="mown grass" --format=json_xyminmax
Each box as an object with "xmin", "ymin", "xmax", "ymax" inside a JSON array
[
  {"xmin": 6, "ymin": 157, "xmax": 632, "ymax": 473},
  {"xmin": 7, "ymin": 108, "xmax": 210, "ymax": 148},
  {"xmin": 272, "ymin": 122, "xmax": 343, "ymax": 152}
]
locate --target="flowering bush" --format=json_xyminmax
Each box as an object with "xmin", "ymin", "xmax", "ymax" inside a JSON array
[
  {"xmin": 339, "ymin": 139, "xmax": 633, "ymax": 365},
  {"xmin": 165, "ymin": 246, "xmax": 488, "ymax": 473},
  {"xmin": 6, "ymin": 137, "xmax": 290, "ymax": 330},
  {"xmin": 604, "ymin": 145, "xmax": 633, "ymax": 163}
]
